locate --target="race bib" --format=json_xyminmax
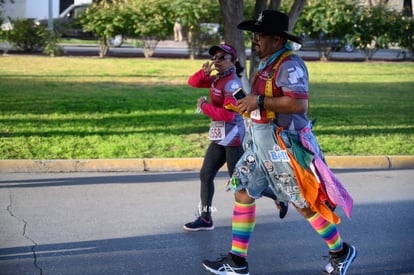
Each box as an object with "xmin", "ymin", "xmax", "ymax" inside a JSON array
[
  {"xmin": 209, "ymin": 121, "xmax": 226, "ymax": 141},
  {"xmin": 250, "ymin": 108, "xmax": 261, "ymax": 120}
]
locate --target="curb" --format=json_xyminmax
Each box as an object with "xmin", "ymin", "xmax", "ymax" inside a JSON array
[{"xmin": 0, "ymin": 156, "xmax": 413, "ymax": 173}]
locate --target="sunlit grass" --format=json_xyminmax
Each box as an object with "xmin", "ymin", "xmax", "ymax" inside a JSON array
[{"xmin": 0, "ymin": 56, "xmax": 413, "ymax": 159}]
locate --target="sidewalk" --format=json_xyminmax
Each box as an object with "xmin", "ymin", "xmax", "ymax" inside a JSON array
[{"xmin": 0, "ymin": 155, "xmax": 413, "ymax": 173}]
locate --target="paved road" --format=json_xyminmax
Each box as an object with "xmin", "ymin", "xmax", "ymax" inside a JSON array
[
  {"xmin": 58, "ymin": 40, "xmax": 408, "ymax": 61},
  {"xmin": 1, "ymin": 39, "xmax": 408, "ymax": 61},
  {"xmin": 0, "ymin": 169, "xmax": 413, "ymax": 275}
]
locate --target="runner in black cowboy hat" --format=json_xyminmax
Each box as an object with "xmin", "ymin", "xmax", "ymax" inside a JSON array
[{"xmin": 202, "ymin": 10, "xmax": 357, "ymax": 275}]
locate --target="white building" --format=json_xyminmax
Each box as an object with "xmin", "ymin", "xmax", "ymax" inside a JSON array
[{"xmin": 1, "ymin": 0, "xmax": 92, "ymax": 21}]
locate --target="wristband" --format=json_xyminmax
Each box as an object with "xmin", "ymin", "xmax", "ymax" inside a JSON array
[{"xmin": 256, "ymin": 95, "xmax": 265, "ymax": 109}]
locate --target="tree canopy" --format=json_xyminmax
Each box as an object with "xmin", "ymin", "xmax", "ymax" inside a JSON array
[{"xmin": 3, "ymin": 0, "xmax": 412, "ymax": 63}]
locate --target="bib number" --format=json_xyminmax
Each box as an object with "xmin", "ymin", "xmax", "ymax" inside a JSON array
[
  {"xmin": 209, "ymin": 121, "xmax": 226, "ymax": 141},
  {"xmin": 250, "ymin": 108, "xmax": 261, "ymax": 120}
]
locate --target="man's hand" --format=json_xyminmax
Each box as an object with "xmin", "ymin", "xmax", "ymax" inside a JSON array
[
  {"xmin": 236, "ymin": 94, "xmax": 258, "ymax": 114},
  {"xmin": 238, "ymin": 93, "xmax": 308, "ymax": 114}
]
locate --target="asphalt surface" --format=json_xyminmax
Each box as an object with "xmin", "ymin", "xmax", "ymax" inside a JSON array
[
  {"xmin": 1, "ymin": 169, "xmax": 413, "ymax": 275},
  {"xmin": 2, "ymin": 40, "xmax": 409, "ymax": 61},
  {"xmin": 60, "ymin": 40, "xmax": 408, "ymax": 61}
]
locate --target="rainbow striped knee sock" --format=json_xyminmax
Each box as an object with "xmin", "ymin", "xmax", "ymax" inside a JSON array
[
  {"xmin": 307, "ymin": 212, "xmax": 343, "ymax": 252},
  {"xmin": 230, "ymin": 201, "xmax": 256, "ymax": 258}
]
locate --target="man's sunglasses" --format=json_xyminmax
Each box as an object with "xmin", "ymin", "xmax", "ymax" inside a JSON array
[{"xmin": 210, "ymin": 55, "xmax": 231, "ymax": 61}]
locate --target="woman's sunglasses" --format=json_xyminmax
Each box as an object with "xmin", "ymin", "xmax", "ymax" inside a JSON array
[{"xmin": 210, "ymin": 55, "xmax": 231, "ymax": 61}]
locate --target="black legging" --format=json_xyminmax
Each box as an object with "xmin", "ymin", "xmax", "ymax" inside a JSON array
[
  {"xmin": 199, "ymin": 142, "xmax": 244, "ymax": 219},
  {"xmin": 199, "ymin": 142, "xmax": 279, "ymax": 219}
]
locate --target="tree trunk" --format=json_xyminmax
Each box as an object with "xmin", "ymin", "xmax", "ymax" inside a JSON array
[
  {"xmin": 288, "ymin": 0, "xmax": 306, "ymax": 32},
  {"xmin": 269, "ymin": 0, "xmax": 281, "ymax": 10},
  {"xmin": 248, "ymin": 0, "xmax": 267, "ymax": 87},
  {"xmin": 142, "ymin": 37, "xmax": 159, "ymax": 58},
  {"xmin": 99, "ymin": 37, "xmax": 110, "ymax": 58},
  {"xmin": 219, "ymin": 0, "xmax": 250, "ymax": 91}
]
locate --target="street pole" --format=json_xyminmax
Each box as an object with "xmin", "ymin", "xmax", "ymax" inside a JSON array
[{"xmin": 48, "ymin": 0, "xmax": 54, "ymax": 33}]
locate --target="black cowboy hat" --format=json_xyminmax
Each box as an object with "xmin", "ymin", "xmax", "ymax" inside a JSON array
[{"xmin": 237, "ymin": 10, "xmax": 303, "ymax": 45}]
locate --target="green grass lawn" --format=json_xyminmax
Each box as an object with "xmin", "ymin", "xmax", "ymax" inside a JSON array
[{"xmin": 0, "ymin": 56, "xmax": 413, "ymax": 159}]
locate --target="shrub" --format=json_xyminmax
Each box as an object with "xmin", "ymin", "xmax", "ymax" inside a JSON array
[
  {"xmin": 41, "ymin": 31, "xmax": 64, "ymax": 56},
  {"xmin": 7, "ymin": 18, "xmax": 48, "ymax": 52}
]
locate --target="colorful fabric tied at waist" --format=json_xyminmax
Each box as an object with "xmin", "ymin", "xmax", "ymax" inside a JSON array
[
  {"xmin": 275, "ymin": 128, "xmax": 353, "ymax": 224},
  {"xmin": 298, "ymin": 127, "xmax": 353, "ymax": 219}
]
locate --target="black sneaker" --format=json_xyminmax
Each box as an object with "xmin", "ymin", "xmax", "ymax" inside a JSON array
[
  {"xmin": 261, "ymin": 188, "xmax": 288, "ymax": 219},
  {"xmin": 202, "ymin": 254, "xmax": 249, "ymax": 275},
  {"xmin": 183, "ymin": 216, "xmax": 214, "ymax": 231},
  {"xmin": 276, "ymin": 201, "xmax": 289, "ymax": 219},
  {"xmin": 321, "ymin": 243, "xmax": 357, "ymax": 275}
]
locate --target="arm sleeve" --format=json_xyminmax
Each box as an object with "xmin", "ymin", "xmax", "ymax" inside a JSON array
[
  {"xmin": 276, "ymin": 60, "xmax": 309, "ymax": 99},
  {"xmin": 201, "ymin": 99, "xmax": 236, "ymax": 122},
  {"xmin": 201, "ymin": 82, "xmax": 239, "ymax": 122},
  {"xmin": 188, "ymin": 69, "xmax": 211, "ymax": 88}
]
